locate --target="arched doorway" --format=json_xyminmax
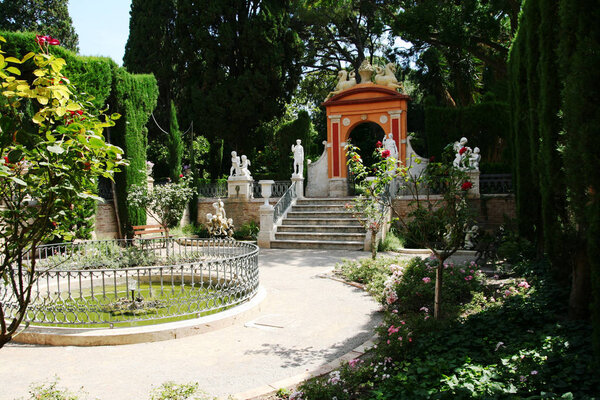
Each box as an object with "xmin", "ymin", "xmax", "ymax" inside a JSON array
[
  {"xmin": 320, "ymin": 84, "xmax": 410, "ymax": 197},
  {"xmin": 348, "ymin": 121, "xmax": 386, "ymax": 169}
]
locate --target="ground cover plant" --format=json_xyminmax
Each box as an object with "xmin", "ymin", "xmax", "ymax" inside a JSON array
[{"xmin": 290, "ymin": 255, "xmax": 599, "ymax": 399}]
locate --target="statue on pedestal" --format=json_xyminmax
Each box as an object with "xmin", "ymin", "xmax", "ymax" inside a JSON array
[
  {"xmin": 240, "ymin": 155, "xmax": 252, "ymax": 179},
  {"xmin": 470, "ymin": 147, "xmax": 481, "ymax": 171},
  {"xmin": 453, "ymin": 137, "xmax": 472, "ymax": 170},
  {"xmin": 230, "ymin": 151, "xmax": 241, "ymax": 177},
  {"xmin": 382, "ymin": 133, "xmax": 399, "ymax": 160},
  {"xmin": 206, "ymin": 199, "xmax": 234, "ymax": 238},
  {"xmin": 291, "ymin": 139, "xmax": 304, "ymax": 177}
]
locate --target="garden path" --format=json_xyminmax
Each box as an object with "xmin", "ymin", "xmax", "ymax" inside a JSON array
[{"xmin": 0, "ymin": 249, "xmax": 382, "ymax": 400}]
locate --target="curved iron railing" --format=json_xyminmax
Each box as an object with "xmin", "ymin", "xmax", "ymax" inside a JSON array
[
  {"xmin": 273, "ymin": 181, "xmax": 297, "ymax": 223},
  {"xmin": 2, "ymin": 239, "xmax": 259, "ymax": 327}
]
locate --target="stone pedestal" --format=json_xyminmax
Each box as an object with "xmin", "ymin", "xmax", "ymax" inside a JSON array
[
  {"xmin": 466, "ymin": 170, "xmax": 480, "ymax": 198},
  {"xmin": 227, "ymin": 176, "xmax": 254, "ymax": 200},
  {"xmin": 147, "ymin": 176, "xmax": 154, "ymax": 192},
  {"xmin": 291, "ymin": 176, "xmax": 305, "ymax": 199},
  {"xmin": 257, "ymin": 204, "xmax": 275, "ymax": 248},
  {"xmin": 329, "ymin": 178, "xmax": 348, "ymax": 197}
]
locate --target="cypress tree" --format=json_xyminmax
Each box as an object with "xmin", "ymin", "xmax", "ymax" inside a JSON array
[
  {"xmin": 558, "ymin": 0, "xmax": 600, "ymax": 354},
  {"xmin": 168, "ymin": 100, "xmax": 183, "ymax": 182},
  {"xmin": 538, "ymin": 0, "xmax": 570, "ymax": 283}
]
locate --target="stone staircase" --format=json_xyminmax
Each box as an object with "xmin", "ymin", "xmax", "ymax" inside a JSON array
[{"xmin": 270, "ymin": 198, "xmax": 366, "ymax": 250}]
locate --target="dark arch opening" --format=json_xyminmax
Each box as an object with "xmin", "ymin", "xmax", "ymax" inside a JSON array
[{"xmin": 348, "ymin": 122, "xmax": 386, "ymax": 169}]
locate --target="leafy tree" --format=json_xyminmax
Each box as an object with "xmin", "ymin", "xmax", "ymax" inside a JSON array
[
  {"xmin": 128, "ymin": 176, "xmax": 195, "ymax": 233},
  {"xmin": 0, "ymin": 0, "xmax": 79, "ymax": 52},
  {"xmin": 296, "ymin": 0, "xmax": 397, "ymax": 80},
  {"xmin": 0, "ymin": 35, "xmax": 124, "ymax": 348},
  {"xmin": 176, "ymin": 0, "xmax": 304, "ymax": 167},
  {"xmin": 347, "ymin": 141, "xmax": 475, "ymax": 318}
]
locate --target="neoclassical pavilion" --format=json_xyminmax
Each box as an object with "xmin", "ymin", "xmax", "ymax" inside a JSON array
[{"xmin": 318, "ymin": 83, "xmax": 410, "ymax": 197}]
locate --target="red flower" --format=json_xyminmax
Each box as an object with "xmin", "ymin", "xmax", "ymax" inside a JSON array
[
  {"xmin": 461, "ymin": 181, "xmax": 473, "ymax": 191},
  {"xmin": 459, "ymin": 147, "xmax": 467, "ymax": 155},
  {"xmin": 179, "ymin": 174, "xmax": 184, "ymax": 178},
  {"xmin": 429, "ymin": 156, "xmax": 435, "ymax": 162},
  {"xmin": 375, "ymin": 141, "xmax": 382, "ymax": 148},
  {"xmin": 83, "ymin": 161, "xmax": 91, "ymax": 170},
  {"xmin": 36, "ymin": 35, "xmax": 48, "ymax": 45},
  {"xmin": 381, "ymin": 149, "xmax": 391, "ymax": 159},
  {"xmin": 48, "ymin": 37, "xmax": 60, "ymax": 46}
]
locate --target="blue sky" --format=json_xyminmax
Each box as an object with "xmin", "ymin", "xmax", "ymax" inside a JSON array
[{"xmin": 68, "ymin": 0, "xmax": 132, "ymax": 65}]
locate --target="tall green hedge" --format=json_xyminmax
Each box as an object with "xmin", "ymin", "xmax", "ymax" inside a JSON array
[
  {"xmin": 423, "ymin": 101, "xmax": 509, "ymax": 166},
  {"xmin": 109, "ymin": 67, "xmax": 158, "ymax": 237},
  {"xmin": 509, "ymin": 0, "xmax": 600, "ymax": 363},
  {"xmin": 168, "ymin": 100, "xmax": 183, "ymax": 182}
]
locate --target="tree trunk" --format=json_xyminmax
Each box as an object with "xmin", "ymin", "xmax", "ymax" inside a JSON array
[
  {"xmin": 434, "ymin": 255, "xmax": 444, "ymax": 319},
  {"xmin": 371, "ymin": 229, "xmax": 377, "ymax": 260},
  {"xmin": 569, "ymin": 244, "xmax": 591, "ymax": 319}
]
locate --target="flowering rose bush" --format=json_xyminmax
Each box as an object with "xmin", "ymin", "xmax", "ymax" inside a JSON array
[{"xmin": 0, "ymin": 35, "xmax": 125, "ymax": 347}]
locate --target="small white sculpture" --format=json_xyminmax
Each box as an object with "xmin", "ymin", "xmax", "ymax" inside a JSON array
[
  {"xmin": 327, "ymin": 70, "xmax": 357, "ymax": 99},
  {"xmin": 230, "ymin": 151, "xmax": 241, "ymax": 177},
  {"xmin": 470, "ymin": 147, "xmax": 481, "ymax": 171},
  {"xmin": 464, "ymin": 225, "xmax": 480, "ymax": 250},
  {"xmin": 240, "ymin": 155, "xmax": 252, "ymax": 179},
  {"xmin": 453, "ymin": 137, "xmax": 472, "ymax": 170},
  {"xmin": 382, "ymin": 133, "xmax": 399, "ymax": 160},
  {"xmin": 291, "ymin": 139, "xmax": 304, "ymax": 177},
  {"xmin": 206, "ymin": 200, "xmax": 234, "ymax": 238},
  {"xmin": 374, "ymin": 63, "xmax": 404, "ymax": 92}
]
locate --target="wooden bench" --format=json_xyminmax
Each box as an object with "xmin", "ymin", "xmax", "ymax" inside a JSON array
[{"xmin": 132, "ymin": 224, "xmax": 170, "ymax": 240}]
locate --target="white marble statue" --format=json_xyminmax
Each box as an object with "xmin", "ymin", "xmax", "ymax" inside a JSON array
[
  {"xmin": 230, "ymin": 151, "xmax": 241, "ymax": 177},
  {"xmin": 374, "ymin": 63, "xmax": 404, "ymax": 92},
  {"xmin": 240, "ymin": 155, "xmax": 252, "ymax": 179},
  {"xmin": 291, "ymin": 139, "xmax": 304, "ymax": 177},
  {"xmin": 358, "ymin": 59, "xmax": 375, "ymax": 83},
  {"xmin": 464, "ymin": 225, "xmax": 480, "ymax": 250},
  {"xmin": 382, "ymin": 133, "xmax": 399, "ymax": 160},
  {"xmin": 470, "ymin": 147, "xmax": 481, "ymax": 171},
  {"xmin": 206, "ymin": 200, "xmax": 234, "ymax": 238},
  {"xmin": 326, "ymin": 70, "xmax": 357, "ymax": 99},
  {"xmin": 453, "ymin": 137, "xmax": 472, "ymax": 170}
]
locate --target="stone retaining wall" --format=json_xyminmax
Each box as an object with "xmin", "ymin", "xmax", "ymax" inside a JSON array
[{"xmin": 392, "ymin": 194, "xmax": 516, "ymax": 232}]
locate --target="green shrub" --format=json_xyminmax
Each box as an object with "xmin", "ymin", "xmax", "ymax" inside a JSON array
[
  {"xmin": 23, "ymin": 380, "xmax": 85, "ymax": 400},
  {"xmin": 233, "ymin": 221, "xmax": 259, "ymax": 240}
]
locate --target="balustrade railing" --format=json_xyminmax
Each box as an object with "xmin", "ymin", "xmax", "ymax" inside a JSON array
[
  {"xmin": 253, "ymin": 181, "xmax": 291, "ymax": 198},
  {"xmin": 273, "ymin": 181, "xmax": 297, "ymax": 223},
  {"xmin": 198, "ymin": 181, "xmax": 228, "ymax": 198},
  {"xmin": 480, "ymin": 174, "xmax": 512, "ymax": 194}
]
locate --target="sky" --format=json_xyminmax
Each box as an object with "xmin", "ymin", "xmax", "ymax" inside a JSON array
[{"xmin": 68, "ymin": 0, "xmax": 133, "ymax": 65}]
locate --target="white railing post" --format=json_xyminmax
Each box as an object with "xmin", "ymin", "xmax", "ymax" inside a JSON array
[{"xmin": 257, "ymin": 180, "xmax": 275, "ymax": 248}]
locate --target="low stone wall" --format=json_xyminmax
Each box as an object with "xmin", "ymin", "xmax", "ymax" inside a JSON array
[
  {"xmin": 196, "ymin": 198, "xmax": 276, "ymax": 227},
  {"xmin": 392, "ymin": 194, "xmax": 516, "ymax": 232}
]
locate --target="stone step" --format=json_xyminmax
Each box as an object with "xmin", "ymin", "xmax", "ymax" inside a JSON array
[
  {"xmin": 291, "ymin": 204, "xmax": 348, "ymax": 212},
  {"xmin": 296, "ymin": 198, "xmax": 355, "ymax": 206},
  {"xmin": 286, "ymin": 211, "xmax": 353, "ymax": 219},
  {"xmin": 270, "ymin": 239, "xmax": 364, "ymax": 250},
  {"xmin": 277, "ymin": 224, "xmax": 365, "ymax": 233},
  {"xmin": 281, "ymin": 217, "xmax": 362, "ymax": 226},
  {"xmin": 274, "ymin": 232, "xmax": 366, "ymax": 241}
]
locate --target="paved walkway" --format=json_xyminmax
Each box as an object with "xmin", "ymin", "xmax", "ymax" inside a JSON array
[{"xmin": 0, "ymin": 249, "xmax": 382, "ymax": 400}]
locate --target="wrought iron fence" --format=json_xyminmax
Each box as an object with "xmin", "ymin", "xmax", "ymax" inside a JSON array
[
  {"xmin": 273, "ymin": 181, "xmax": 297, "ymax": 223},
  {"xmin": 253, "ymin": 181, "xmax": 291, "ymax": 198},
  {"xmin": 1, "ymin": 239, "xmax": 259, "ymax": 326},
  {"xmin": 198, "ymin": 181, "xmax": 228, "ymax": 198},
  {"xmin": 480, "ymin": 174, "xmax": 512, "ymax": 194}
]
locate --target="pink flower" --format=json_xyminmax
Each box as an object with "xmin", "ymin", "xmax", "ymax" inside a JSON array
[
  {"xmin": 348, "ymin": 358, "xmax": 361, "ymax": 368},
  {"xmin": 422, "ymin": 277, "xmax": 431, "ymax": 283},
  {"xmin": 518, "ymin": 281, "xmax": 530, "ymax": 289},
  {"xmin": 465, "ymin": 275, "xmax": 473, "ymax": 281},
  {"xmin": 531, "ymin": 370, "xmax": 538, "ymax": 375}
]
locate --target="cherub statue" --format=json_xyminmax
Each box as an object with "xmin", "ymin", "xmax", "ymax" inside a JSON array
[
  {"xmin": 470, "ymin": 147, "xmax": 481, "ymax": 170},
  {"xmin": 230, "ymin": 151, "xmax": 241, "ymax": 177},
  {"xmin": 240, "ymin": 155, "xmax": 252, "ymax": 179},
  {"xmin": 453, "ymin": 137, "xmax": 472, "ymax": 170}
]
